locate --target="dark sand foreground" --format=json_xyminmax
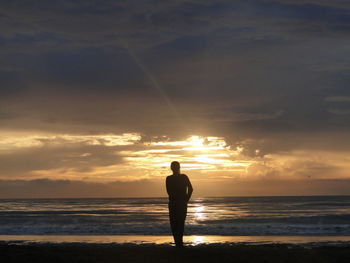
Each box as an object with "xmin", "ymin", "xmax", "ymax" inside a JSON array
[{"xmin": 1, "ymin": 242, "xmax": 350, "ymax": 263}]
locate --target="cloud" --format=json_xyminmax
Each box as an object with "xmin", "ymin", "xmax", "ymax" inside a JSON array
[
  {"xmin": 325, "ymin": 96, "xmax": 350, "ymax": 102},
  {"xmin": 2, "ymin": 177, "xmax": 350, "ymax": 198},
  {"xmin": 0, "ymin": 0, "xmax": 349, "ymax": 57},
  {"xmin": 200, "ymin": 178, "xmax": 350, "ymax": 196},
  {"xmin": 0, "ymin": 132, "xmax": 143, "ymax": 178},
  {"xmin": 0, "ymin": 133, "xmax": 250, "ymax": 179},
  {"xmin": 269, "ymin": 0, "xmax": 350, "ymax": 9},
  {"xmin": 199, "ymin": 109, "xmax": 285, "ymax": 122},
  {"xmin": 0, "ymin": 178, "xmax": 163, "ymax": 198},
  {"xmin": 0, "ymin": 143, "xmax": 123, "ymax": 177},
  {"xmin": 328, "ymin": 108, "xmax": 350, "ymax": 115},
  {"xmin": 245, "ymin": 149, "xmax": 350, "ymax": 181},
  {"xmin": 0, "ymin": 1, "xmax": 350, "ymax": 196},
  {"xmin": 326, "ymin": 96, "xmax": 350, "ymax": 115}
]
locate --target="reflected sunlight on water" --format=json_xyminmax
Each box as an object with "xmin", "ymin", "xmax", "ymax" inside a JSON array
[
  {"xmin": 192, "ymin": 235, "xmax": 205, "ymax": 244},
  {"xmin": 194, "ymin": 205, "xmax": 205, "ymax": 221}
]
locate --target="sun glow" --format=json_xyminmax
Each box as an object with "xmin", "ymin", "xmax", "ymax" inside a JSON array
[{"xmin": 127, "ymin": 135, "xmax": 252, "ymax": 175}]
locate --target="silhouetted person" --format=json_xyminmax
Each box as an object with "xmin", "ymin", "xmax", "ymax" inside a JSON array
[{"xmin": 166, "ymin": 161, "xmax": 193, "ymax": 247}]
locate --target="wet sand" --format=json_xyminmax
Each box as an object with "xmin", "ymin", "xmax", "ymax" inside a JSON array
[
  {"xmin": 1, "ymin": 241, "xmax": 350, "ymax": 263},
  {"xmin": 2, "ymin": 235, "xmax": 350, "ymax": 245},
  {"xmin": 1, "ymin": 235, "xmax": 350, "ymax": 263}
]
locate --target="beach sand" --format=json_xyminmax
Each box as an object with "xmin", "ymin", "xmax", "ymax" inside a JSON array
[
  {"xmin": 1, "ymin": 236, "xmax": 350, "ymax": 263},
  {"xmin": 2, "ymin": 235, "xmax": 350, "ymax": 244}
]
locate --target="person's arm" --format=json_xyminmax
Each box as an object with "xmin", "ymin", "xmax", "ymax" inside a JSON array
[
  {"xmin": 166, "ymin": 176, "xmax": 170, "ymax": 197},
  {"xmin": 186, "ymin": 176, "xmax": 193, "ymax": 202}
]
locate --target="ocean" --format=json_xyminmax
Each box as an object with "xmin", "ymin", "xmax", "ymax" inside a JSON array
[{"xmin": 1, "ymin": 196, "xmax": 350, "ymax": 236}]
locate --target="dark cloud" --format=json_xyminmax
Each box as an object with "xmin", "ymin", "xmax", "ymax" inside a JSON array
[
  {"xmin": 1, "ymin": 177, "xmax": 350, "ymax": 198},
  {"xmin": 0, "ymin": 143, "xmax": 124, "ymax": 177},
  {"xmin": 201, "ymin": 178, "xmax": 350, "ymax": 196},
  {"xmin": 0, "ymin": 178, "xmax": 162, "ymax": 198},
  {"xmin": 269, "ymin": 0, "xmax": 350, "ymax": 9},
  {"xmin": 0, "ymin": 0, "xmax": 348, "ymax": 57}
]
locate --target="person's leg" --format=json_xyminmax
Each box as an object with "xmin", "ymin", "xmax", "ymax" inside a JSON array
[
  {"xmin": 168, "ymin": 202, "xmax": 178, "ymax": 244},
  {"xmin": 172, "ymin": 203, "xmax": 182, "ymax": 246},
  {"xmin": 175, "ymin": 201, "xmax": 188, "ymax": 247}
]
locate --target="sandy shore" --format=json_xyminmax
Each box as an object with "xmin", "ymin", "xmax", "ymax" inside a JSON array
[
  {"xmin": 2, "ymin": 235, "xmax": 350, "ymax": 245},
  {"xmin": 1, "ymin": 241, "xmax": 350, "ymax": 263}
]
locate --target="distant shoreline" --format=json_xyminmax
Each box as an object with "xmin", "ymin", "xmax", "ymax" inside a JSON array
[{"xmin": 1, "ymin": 195, "xmax": 350, "ymax": 200}]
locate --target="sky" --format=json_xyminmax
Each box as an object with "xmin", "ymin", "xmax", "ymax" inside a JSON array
[{"xmin": 0, "ymin": 0, "xmax": 350, "ymax": 198}]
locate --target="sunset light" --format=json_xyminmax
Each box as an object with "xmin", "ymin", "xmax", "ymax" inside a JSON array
[
  {"xmin": 1, "ymin": 0, "xmax": 350, "ymax": 200},
  {"xmin": 2, "ymin": 1, "xmax": 350, "ymax": 258},
  {"xmin": 125, "ymin": 135, "xmax": 252, "ymax": 175}
]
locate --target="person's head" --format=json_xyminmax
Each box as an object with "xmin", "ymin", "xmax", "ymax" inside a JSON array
[{"xmin": 171, "ymin": 161, "xmax": 180, "ymax": 174}]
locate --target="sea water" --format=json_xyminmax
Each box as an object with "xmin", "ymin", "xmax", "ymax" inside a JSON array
[{"xmin": 0, "ymin": 196, "xmax": 350, "ymax": 236}]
